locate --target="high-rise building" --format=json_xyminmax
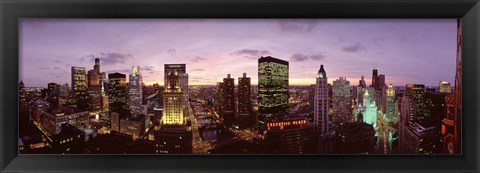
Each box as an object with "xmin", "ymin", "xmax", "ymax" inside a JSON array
[
  {"xmin": 128, "ymin": 66, "xmax": 143, "ymax": 115},
  {"xmin": 222, "ymin": 74, "xmax": 235, "ymax": 127},
  {"xmin": 332, "ymin": 77, "xmax": 351, "ymax": 124},
  {"xmin": 215, "ymin": 82, "xmax": 224, "ymax": 117},
  {"xmin": 406, "ymin": 84, "xmax": 428, "ymax": 124},
  {"xmin": 372, "ymin": 67, "xmax": 378, "ymax": 88},
  {"xmin": 87, "ymin": 58, "xmax": 102, "ymax": 113},
  {"xmin": 314, "ymin": 65, "xmax": 329, "ymax": 137},
  {"xmin": 362, "ymin": 88, "xmax": 377, "ymax": 127},
  {"xmin": 164, "ymin": 64, "xmax": 189, "ymax": 117},
  {"xmin": 108, "ymin": 73, "xmax": 129, "ymax": 118},
  {"xmin": 71, "ymin": 66, "xmax": 89, "ymax": 111},
  {"xmin": 162, "ymin": 70, "xmax": 184, "ymax": 125},
  {"xmin": 438, "ymin": 81, "xmax": 452, "ymax": 93},
  {"xmin": 258, "ymin": 56, "xmax": 289, "ymax": 125},
  {"xmin": 385, "ymin": 84, "xmax": 398, "ymax": 123},
  {"xmin": 398, "ymin": 121, "xmax": 435, "ymax": 154},
  {"xmin": 238, "ymin": 73, "xmax": 255, "ymax": 129},
  {"xmin": 450, "ymin": 19, "xmax": 462, "ymax": 154},
  {"xmin": 47, "ymin": 82, "xmax": 60, "ymax": 110},
  {"xmin": 359, "ymin": 75, "xmax": 366, "ymax": 87}
]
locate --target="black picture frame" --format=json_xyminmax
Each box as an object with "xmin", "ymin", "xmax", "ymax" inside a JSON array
[{"xmin": 1, "ymin": 0, "xmax": 479, "ymax": 172}]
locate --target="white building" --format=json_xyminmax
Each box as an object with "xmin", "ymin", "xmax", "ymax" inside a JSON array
[
  {"xmin": 314, "ymin": 65, "xmax": 329, "ymax": 137},
  {"xmin": 128, "ymin": 66, "xmax": 143, "ymax": 115}
]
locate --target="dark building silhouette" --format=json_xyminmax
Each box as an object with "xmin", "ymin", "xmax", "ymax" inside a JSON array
[
  {"xmin": 47, "ymin": 82, "xmax": 60, "ymax": 110},
  {"xmin": 88, "ymin": 131, "xmax": 133, "ymax": 154},
  {"xmin": 334, "ymin": 115, "xmax": 375, "ymax": 154},
  {"xmin": 50, "ymin": 124, "xmax": 86, "ymax": 154},
  {"xmin": 222, "ymin": 74, "xmax": 235, "ymax": 127},
  {"xmin": 258, "ymin": 56, "xmax": 289, "ymax": 125},
  {"xmin": 264, "ymin": 116, "xmax": 316, "ymax": 154},
  {"xmin": 108, "ymin": 72, "xmax": 129, "ymax": 118},
  {"xmin": 154, "ymin": 126, "xmax": 192, "ymax": 154},
  {"xmin": 238, "ymin": 73, "xmax": 255, "ymax": 129}
]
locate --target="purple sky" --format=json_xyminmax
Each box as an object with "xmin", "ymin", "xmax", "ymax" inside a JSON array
[{"xmin": 20, "ymin": 19, "xmax": 457, "ymax": 87}]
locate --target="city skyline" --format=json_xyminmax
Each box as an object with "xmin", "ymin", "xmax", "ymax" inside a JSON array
[{"xmin": 20, "ymin": 19, "xmax": 457, "ymax": 87}]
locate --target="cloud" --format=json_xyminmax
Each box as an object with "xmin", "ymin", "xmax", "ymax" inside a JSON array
[
  {"xmin": 229, "ymin": 49, "xmax": 272, "ymax": 60},
  {"xmin": 53, "ymin": 67, "xmax": 61, "ymax": 70},
  {"xmin": 289, "ymin": 53, "xmax": 327, "ymax": 62},
  {"xmin": 191, "ymin": 68, "xmax": 205, "ymax": 71},
  {"xmin": 277, "ymin": 19, "xmax": 319, "ymax": 34},
  {"xmin": 342, "ymin": 43, "xmax": 367, "ymax": 53},
  {"xmin": 190, "ymin": 56, "xmax": 208, "ymax": 62},
  {"xmin": 141, "ymin": 65, "xmax": 160, "ymax": 74},
  {"xmin": 167, "ymin": 49, "xmax": 177, "ymax": 56},
  {"xmin": 90, "ymin": 52, "xmax": 134, "ymax": 66}
]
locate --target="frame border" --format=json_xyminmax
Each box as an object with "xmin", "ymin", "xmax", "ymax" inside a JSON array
[{"xmin": 1, "ymin": 0, "xmax": 479, "ymax": 172}]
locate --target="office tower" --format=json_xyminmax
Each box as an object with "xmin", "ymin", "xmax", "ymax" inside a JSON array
[
  {"xmin": 332, "ymin": 77, "xmax": 351, "ymax": 124},
  {"xmin": 47, "ymin": 82, "xmax": 60, "ymax": 110},
  {"xmin": 334, "ymin": 120, "xmax": 375, "ymax": 154},
  {"xmin": 71, "ymin": 66, "xmax": 89, "ymax": 111},
  {"xmin": 424, "ymin": 92, "xmax": 448, "ymax": 153},
  {"xmin": 164, "ymin": 64, "xmax": 188, "ymax": 117},
  {"xmin": 377, "ymin": 75, "xmax": 386, "ymax": 89},
  {"xmin": 215, "ymin": 82, "xmax": 224, "ymax": 116},
  {"xmin": 314, "ymin": 65, "xmax": 329, "ymax": 137},
  {"xmin": 59, "ymin": 83, "xmax": 70, "ymax": 99},
  {"xmin": 385, "ymin": 84, "xmax": 398, "ymax": 123},
  {"xmin": 398, "ymin": 121, "xmax": 435, "ymax": 154},
  {"xmin": 162, "ymin": 70, "xmax": 184, "ymax": 125},
  {"xmin": 258, "ymin": 56, "xmax": 289, "ymax": 125},
  {"xmin": 238, "ymin": 73, "xmax": 255, "ymax": 129},
  {"xmin": 87, "ymin": 58, "xmax": 102, "ymax": 113},
  {"xmin": 372, "ymin": 67, "xmax": 378, "ymax": 88},
  {"xmin": 40, "ymin": 110, "xmax": 89, "ymax": 135},
  {"xmin": 128, "ymin": 66, "xmax": 143, "ymax": 115},
  {"xmin": 265, "ymin": 117, "xmax": 316, "ymax": 154},
  {"xmin": 359, "ymin": 75, "xmax": 366, "ymax": 87},
  {"xmin": 398, "ymin": 94, "xmax": 416, "ymax": 152},
  {"xmin": 406, "ymin": 84, "xmax": 428, "ymax": 124},
  {"xmin": 108, "ymin": 73, "xmax": 129, "ymax": 118},
  {"xmin": 438, "ymin": 81, "xmax": 452, "ymax": 93},
  {"xmin": 222, "ymin": 74, "xmax": 235, "ymax": 127}
]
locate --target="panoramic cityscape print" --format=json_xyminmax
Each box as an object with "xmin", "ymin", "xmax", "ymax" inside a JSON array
[{"xmin": 19, "ymin": 19, "xmax": 462, "ymax": 154}]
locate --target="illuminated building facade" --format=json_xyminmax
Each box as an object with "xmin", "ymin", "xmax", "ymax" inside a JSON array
[
  {"xmin": 108, "ymin": 73, "xmax": 129, "ymax": 118},
  {"xmin": 87, "ymin": 58, "xmax": 102, "ymax": 113},
  {"xmin": 362, "ymin": 88, "xmax": 377, "ymax": 127},
  {"xmin": 258, "ymin": 56, "xmax": 289, "ymax": 125},
  {"xmin": 162, "ymin": 70, "xmax": 184, "ymax": 125},
  {"xmin": 164, "ymin": 64, "xmax": 189, "ymax": 117},
  {"xmin": 71, "ymin": 66, "xmax": 89, "ymax": 111},
  {"xmin": 238, "ymin": 73, "xmax": 255, "ymax": 129},
  {"xmin": 406, "ymin": 84, "xmax": 428, "ymax": 124},
  {"xmin": 110, "ymin": 112, "xmax": 120, "ymax": 132},
  {"xmin": 332, "ymin": 77, "xmax": 351, "ymax": 124},
  {"xmin": 222, "ymin": 74, "xmax": 235, "ymax": 127},
  {"xmin": 438, "ymin": 80, "xmax": 452, "ymax": 93},
  {"xmin": 385, "ymin": 84, "xmax": 398, "ymax": 123},
  {"xmin": 265, "ymin": 117, "xmax": 316, "ymax": 154},
  {"xmin": 41, "ymin": 110, "xmax": 89, "ymax": 135},
  {"xmin": 314, "ymin": 65, "xmax": 329, "ymax": 137},
  {"xmin": 128, "ymin": 66, "xmax": 143, "ymax": 115},
  {"xmin": 119, "ymin": 114, "xmax": 146, "ymax": 139}
]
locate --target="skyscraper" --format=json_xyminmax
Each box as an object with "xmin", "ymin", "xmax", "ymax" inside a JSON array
[
  {"xmin": 164, "ymin": 64, "xmax": 188, "ymax": 117},
  {"xmin": 71, "ymin": 66, "xmax": 88, "ymax": 111},
  {"xmin": 314, "ymin": 65, "xmax": 329, "ymax": 137},
  {"xmin": 385, "ymin": 84, "xmax": 397, "ymax": 123},
  {"xmin": 258, "ymin": 56, "xmax": 289, "ymax": 125},
  {"xmin": 128, "ymin": 66, "xmax": 143, "ymax": 115},
  {"xmin": 332, "ymin": 77, "xmax": 351, "ymax": 124},
  {"xmin": 372, "ymin": 67, "xmax": 378, "ymax": 88},
  {"xmin": 406, "ymin": 84, "xmax": 428, "ymax": 124},
  {"xmin": 47, "ymin": 82, "xmax": 60, "ymax": 110},
  {"xmin": 238, "ymin": 73, "xmax": 255, "ymax": 129},
  {"xmin": 222, "ymin": 74, "xmax": 235, "ymax": 127},
  {"xmin": 162, "ymin": 70, "xmax": 184, "ymax": 125},
  {"xmin": 108, "ymin": 73, "xmax": 129, "ymax": 118},
  {"xmin": 87, "ymin": 58, "xmax": 102, "ymax": 113},
  {"xmin": 359, "ymin": 75, "xmax": 366, "ymax": 87}
]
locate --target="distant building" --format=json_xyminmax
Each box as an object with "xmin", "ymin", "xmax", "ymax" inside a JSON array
[
  {"xmin": 314, "ymin": 65, "xmax": 329, "ymax": 137},
  {"xmin": 372, "ymin": 67, "xmax": 378, "ymax": 89},
  {"xmin": 438, "ymin": 80, "xmax": 452, "ymax": 93},
  {"xmin": 265, "ymin": 117, "xmax": 316, "ymax": 154},
  {"xmin": 129, "ymin": 66, "xmax": 143, "ymax": 115},
  {"xmin": 238, "ymin": 73, "xmax": 255, "ymax": 129},
  {"xmin": 332, "ymin": 77, "xmax": 351, "ymax": 124},
  {"xmin": 47, "ymin": 82, "xmax": 60, "ymax": 110},
  {"xmin": 258, "ymin": 56, "xmax": 289, "ymax": 125},
  {"xmin": 71, "ymin": 66, "xmax": 89, "ymax": 111}
]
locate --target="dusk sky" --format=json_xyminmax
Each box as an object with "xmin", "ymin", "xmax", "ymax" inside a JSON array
[{"xmin": 20, "ymin": 19, "xmax": 457, "ymax": 87}]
